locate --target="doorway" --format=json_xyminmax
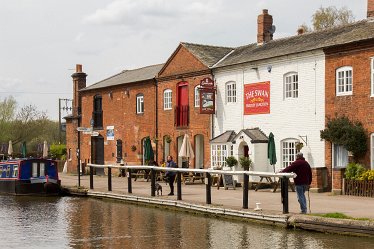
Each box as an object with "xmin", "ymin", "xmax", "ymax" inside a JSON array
[
  {"xmin": 194, "ymin": 134, "xmax": 204, "ymax": 169},
  {"xmin": 91, "ymin": 135, "xmax": 104, "ymax": 175}
]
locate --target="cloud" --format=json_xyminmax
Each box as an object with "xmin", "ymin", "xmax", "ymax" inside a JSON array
[
  {"xmin": 0, "ymin": 77, "xmax": 22, "ymax": 91},
  {"xmin": 83, "ymin": 0, "xmax": 222, "ymax": 28}
]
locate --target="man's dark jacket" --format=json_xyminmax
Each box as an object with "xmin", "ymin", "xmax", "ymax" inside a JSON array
[{"xmin": 281, "ymin": 157, "xmax": 312, "ymax": 186}]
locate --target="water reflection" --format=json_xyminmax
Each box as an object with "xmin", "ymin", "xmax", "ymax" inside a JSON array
[{"xmin": 0, "ymin": 196, "xmax": 374, "ymax": 249}]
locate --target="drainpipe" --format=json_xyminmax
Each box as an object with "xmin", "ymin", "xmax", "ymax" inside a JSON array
[{"xmin": 154, "ymin": 78, "xmax": 159, "ymax": 163}]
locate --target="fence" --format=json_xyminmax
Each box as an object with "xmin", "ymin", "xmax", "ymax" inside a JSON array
[
  {"xmin": 344, "ymin": 179, "xmax": 374, "ymax": 197},
  {"xmin": 86, "ymin": 164, "xmax": 295, "ymax": 214}
]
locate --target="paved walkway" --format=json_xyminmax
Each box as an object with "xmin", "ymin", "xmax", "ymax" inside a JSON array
[{"xmin": 60, "ymin": 173, "xmax": 374, "ymax": 219}]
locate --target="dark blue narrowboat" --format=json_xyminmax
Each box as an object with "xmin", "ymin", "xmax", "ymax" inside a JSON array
[{"xmin": 0, "ymin": 158, "xmax": 61, "ymax": 195}]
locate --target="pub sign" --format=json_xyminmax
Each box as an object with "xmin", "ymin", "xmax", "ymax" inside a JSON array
[
  {"xmin": 244, "ymin": 81, "xmax": 270, "ymax": 115},
  {"xmin": 199, "ymin": 88, "xmax": 215, "ymax": 114}
]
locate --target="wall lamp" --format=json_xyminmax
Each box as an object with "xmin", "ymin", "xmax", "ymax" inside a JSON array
[{"xmin": 124, "ymin": 88, "xmax": 130, "ymax": 97}]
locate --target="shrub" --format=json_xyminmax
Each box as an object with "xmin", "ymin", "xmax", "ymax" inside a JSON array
[
  {"xmin": 358, "ymin": 170, "xmax": 374, "ymax": 181},
  {"xmin": 225, "ymin": 156, "xmax": 238, "ymax": 168},
  {"xmin": 239, "ymin": 156, "xmax": 252, "ymax": 171},
  {"xmin": 345, "ymin": 163, "xmax": 366, "ymax": 180},
  {"xmin": 49, "ymin": 144, "xmax": 67, "ymax": 160}
]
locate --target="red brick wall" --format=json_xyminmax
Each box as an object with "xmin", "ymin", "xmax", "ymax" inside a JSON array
[
  {"xmin": 78, "ymin": 82, "xmax": 157, "ymax": 167},
  {"xmin": 158, "ymin": 45, "xmax": 212, "ymax": 168},
  {"xmin": 325, "ymin": 42, "xmax": 374, "ymax": 190}
]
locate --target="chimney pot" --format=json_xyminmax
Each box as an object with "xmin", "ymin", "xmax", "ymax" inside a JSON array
[
  {"xmin": 368, "ymin": 0, "xmax": 374, "ymax": 18},
  {"xmin": 297, "ymin": 27, "xmax": 305, "ymax": 35},
  {"xmin": 76, "ymin": 64, "xmax": 82, "ymax": 73},
  {"xmin": 262, "ymin": 9, "xmax": 268, "ymax": 14}
]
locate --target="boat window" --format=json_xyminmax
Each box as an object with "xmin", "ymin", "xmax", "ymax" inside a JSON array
[
  {"xmin": 13, "ymin": 166, "xmax": 18, "ymax": 177},
  {"xmin": 32, "ymin": 163, "xmax": 38, "ymax": 177},
  {"xmin": 40, "ymin": 163, "xmax": 45, "ymax": 176},
  {"xmin": 6, "ymin": 166, "xmax": 10, "ymax": 177},
  {"xmin": 0, "ymin": 166, "xmax": 2, "ymax": 177}
]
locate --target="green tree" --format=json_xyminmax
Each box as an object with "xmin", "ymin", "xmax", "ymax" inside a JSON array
[{"xmin": 312, "ymin": 6, "xmax": 354, "ymax": 31}]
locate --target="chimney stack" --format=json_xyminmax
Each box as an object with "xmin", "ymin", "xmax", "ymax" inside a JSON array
[
  {"xmin": 368, "ymin": 0, "xmax": 374, "ymax": 18},
  {"xmin": 71, "ymin": 64, "xmax": 87, "ymax": 116},
  {"xmin": 257, "ymin": 9, "xmax": 274, "ymax": 44}
]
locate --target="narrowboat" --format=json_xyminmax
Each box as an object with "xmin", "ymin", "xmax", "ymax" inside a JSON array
[{"xmin": 0, "ymin": 158, "xmax": 61, "ymax": 195}]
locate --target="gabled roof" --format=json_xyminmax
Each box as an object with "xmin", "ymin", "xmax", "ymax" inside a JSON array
[
  {"xmin": 215, "ymin": 19, "xmax": 374, "ymax": 68},
  {"xmin": 210, "ymin": 130, "xmax": 237, "ymax": 144},
  {"xmin": 181, "ymin": 42, "xmax": 233, "ymax": 68},
  {"xmin": 82, "ymin": 63, "xmax": 164, "ymax": 91},
  {"xmin": 233, "ymin": 128, "xmax": 269, "ymax": 143}
]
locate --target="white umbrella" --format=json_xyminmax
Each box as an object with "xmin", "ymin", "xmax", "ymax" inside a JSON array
[
  {"xmin": 178, "ymin": 134, "xmax": 195, "ymax": 159},
  {"xmin": 42, "ymin": 140, "xmax": 48, "ymax": 158},
  {"xmin": 7, "ymin": 140, "xmax": 13, "ymax": 156}
]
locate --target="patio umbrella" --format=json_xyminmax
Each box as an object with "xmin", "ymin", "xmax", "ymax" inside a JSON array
[
  {"xmin": 267, "ymin": 132, "xmax": 277, "ymax": 173},
  {"xmin": 143, "ymin": 136, "xmax": 154, "ymax": 162},
  {"xmin": 8, "ymin": 140, "xmax": 13, "ymax": 156},
  {"xmin": 21, "ymin": 141, "xmax": 27, "ymax": 158},
  {"xmin": 42, "ymin": 140, "xmax": 48, "ymax": 158},
  {"xmin": 178, "ymin": 134, "xmax": 195, "ymax": 160}
]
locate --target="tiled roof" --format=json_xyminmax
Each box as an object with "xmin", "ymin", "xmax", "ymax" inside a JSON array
[
  {"xmin": 181, "ymin": 42, "xmax": 233, "ymax": 67},
  {"xmin": 210, "ymin": 130, "xmax": 237, "ymax": 143},
  {"xmin": 232, "ymin": 128, "xmax": 268, "ymax": 143},
  {"xmin": 215, "ymin": 19, "xmax": 374, "ymax": 68},
  {"xmin": 82, "ymin": 63, "xmax": 164, "ymax": 91}
]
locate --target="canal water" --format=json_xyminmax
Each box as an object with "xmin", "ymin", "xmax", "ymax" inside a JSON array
[{"xmin": 0, "ymin": 196, "xmax": 373, "ymax": 249}]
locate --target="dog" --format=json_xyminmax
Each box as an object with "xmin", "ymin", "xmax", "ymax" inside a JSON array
[{"xmin": 155, "ymin": 182, "xmax": 163, "ymax": 196}]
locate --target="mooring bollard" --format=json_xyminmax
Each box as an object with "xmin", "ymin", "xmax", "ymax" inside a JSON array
[
  {"xmin": 90, "ymin": 166, "xmax": 94, "ymax": 190},
  {"xmin": 177, "ymin": 172, "xmax": 182, "ymax": 200},
  {"xmin": 243, "ymin": 173, "xmax": 249, "ymax": 209},
  {"xmin": 127, "ymin": 169, "xmax": 132, "ymax": 194},
  {"xmin": 108, "ymin": 167, "xmax": 112, "ymax": 191},
  {"xmin": 281, "ymin": 176, "xmax": 289, "ymax": 214},
  {"xmin": 151, "ymin": 169, "xmax": 156, "ymax": 197},
  {"xmin": 206, "ymin": 172, "xmax": 211, "ymax": 204}
]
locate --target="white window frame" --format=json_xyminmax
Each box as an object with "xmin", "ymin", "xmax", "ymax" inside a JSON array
[
  {"xmin": 333, "ymin": 144, "xmax": 348, "ymax": 168},
  {"xmin": 284, "ymin": 72, "xmax": 298, "ymax": 99},
  {"xmin": 136, "ymin": 94, "xmax": 144, "ymax": 114},
  {"xmin": 211, "ymin": 144, "xmax": 229, "ymax": 167},
  {"xmin": 336, "ymin": 66, "xmax": 353, "ymax": 96},
  {"xmin": 281, "ymin": 139, "xmax": 298, "ymax": 168},
  {"xmin": 371, "ymin": 58, "xmax": 374, "ymax": 97},
  {"xmin": 12, "ymin": 165, "xmax": 18, "ymax": 177},
  {"xmin": 226, "ymin": 82, "xmax": 236, "ymax": 103},
  {"xmin": 194, "ymin": 86, "xmax": 201, "ymax": 107},
  {"xmin": 163, "ymin": 89, "xmax": 172, "ymax": 110}
]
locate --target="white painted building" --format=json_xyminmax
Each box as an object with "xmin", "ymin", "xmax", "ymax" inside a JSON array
[{"xmin": 210, "ymin": 10, "xmax": 326, "ymax": 179}]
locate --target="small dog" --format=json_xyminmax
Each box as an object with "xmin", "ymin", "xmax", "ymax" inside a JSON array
[{"xmin": 155, "ymin": 182, "xmax": 162, "ymax": 196}]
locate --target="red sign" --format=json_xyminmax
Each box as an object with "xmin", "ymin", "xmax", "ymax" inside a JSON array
[
  {"xmin": 200, "ymin": 77, "xmax": 214, "ymax": 88},
  {"xmin": 244, "ymin": 81, "xmax": 270, "ymax": 115}
]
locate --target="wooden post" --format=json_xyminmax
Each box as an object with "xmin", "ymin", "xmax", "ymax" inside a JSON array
[
  {"xmin": 177, "ymin": 172, "xmax": 182, "ymax": 200},
  {"xmin": 151, "ymin": 169, "xmax": 156, "ymax": 197},
  {"xmin": 243, "ymin": 173, "xmax": 249, "ymax": 209},
  {"xmin": 127, "ymin": 169, "xmax": 132, "ymax": 193},
  {"xmin": 206, "ymin": 172, "xmax": 211, "ymax": 204},
  {"xmin": 90, "ymin": 166, "xmax": 93, "ymax": 190},
  {"xmin": 108, "ymin": 167, "xmax": 112, "ymax": 191},
  {"xmin": 281, "ymin": 176, "xmax": 289, "ymax": 214}
]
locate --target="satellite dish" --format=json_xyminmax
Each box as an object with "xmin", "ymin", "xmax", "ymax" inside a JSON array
[{"xmin": 269, "ymin": 25, "xmax": 276, "ymax": 35}]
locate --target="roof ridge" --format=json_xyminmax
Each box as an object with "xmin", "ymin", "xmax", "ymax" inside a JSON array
[{"xmin": 181, "ymin": 41, "xmax": 233, "ymax": 49}]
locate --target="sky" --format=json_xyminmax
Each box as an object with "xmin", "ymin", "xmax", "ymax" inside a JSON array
[{"xmin": 0, "ymin": 0, "xmax": 368, "ymax": 121}]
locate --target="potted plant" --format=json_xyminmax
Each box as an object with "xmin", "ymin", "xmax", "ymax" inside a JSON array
[
  {"xmin": 225, "ymin": 156, "xmax": 238, "ymax": 169},
  {"xmin": 165, "ymin": 135, "xmax": 172, "ymax": 144},
  {"xmin": 131, "ymin": 145, "xmax": 137, "ymax": 152},
  {"xmin": 239, "ymin": 156, "xmax": 252, "ymax": 171},
  {"xmin": 296, "ymin": 142, "xmax": 304, "ymax": 152}
]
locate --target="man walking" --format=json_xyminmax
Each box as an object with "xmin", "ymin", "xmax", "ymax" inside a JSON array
[{"xmin": 281, "ymin": 152, "xmax": 312, "ymax": 214}]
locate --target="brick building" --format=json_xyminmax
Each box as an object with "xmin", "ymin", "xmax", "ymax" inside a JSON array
[
  {"xmin": 65, "ymin": 64, "xmax": 163, "ymax": 174},
  {"xmin": 324, "ymin": 2, "xmax": 374, "ymax": 193},
  {"xmin": 156, "ymin": 42, "xmax": 232, "ymax": 168}
]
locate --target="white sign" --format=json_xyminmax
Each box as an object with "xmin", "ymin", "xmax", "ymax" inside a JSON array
[
  {"xmin": 77, "ymin": 127, "xmax": 91, "ymax": 132},
  {"xmin": 106, "ymin": 126, "xmax": 114, "ymax": 140},
  {"xmin": 91, "ymin": 132, "xmax": 99, "ymax": 136}
]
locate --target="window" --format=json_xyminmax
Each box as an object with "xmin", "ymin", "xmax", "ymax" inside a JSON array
[
  {"xmin": 32, "ymin": 163, "xmax": 38, "ymax": 177},
  {"xmin": 371, "ymin": 58, "xmax": 374, "ymax": 96},
  {"xmin": 136, "ymin": 94, "xmax": 144, "ymax": 114},
  {"xmin": 194, "ymin": 86, "xmax": 201, "ymax": 107},
  {"xmin": 0, "ymin": 166, "xmax": 2, "ymax": 177},
  {"xmin": 226, "ymin": 82, "xmax": 236, "ymax": 103},
  {"xmin": 211, "ymin": 144, "xmax": 228, "ymax": 167},
  {"xmin": 5, "ymin": 166, "xmax": 10, "ymax": 177},
  {"xmin": 284, "ymin": 73, "xmax": 298, "ymax": 99},
  {"xmin": 12, "ymin": 166, "xmax": 18, "ymax": 177},
  {"xmin": 281, "ymin": 139, "xmax": 298, "ymax": 168},
  {"xmin": 93, "ymin": 95, "xmax": 103, "ymax": 129},
  {"xmin": 336, "ymin": 66, "xmax": 353, "ymax": 96},
  {"xmin": 163, "ymin": 89, "xmax": 172, "ymax": 110},
  {"xmin": 333, "ymin": 144, "xmax": 348, "ymax": 168}
]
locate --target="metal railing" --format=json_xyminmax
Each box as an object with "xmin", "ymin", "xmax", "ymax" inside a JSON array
[{"xmin": 87, "ymin": 164, "xmax": 295, "ymax": 214}]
